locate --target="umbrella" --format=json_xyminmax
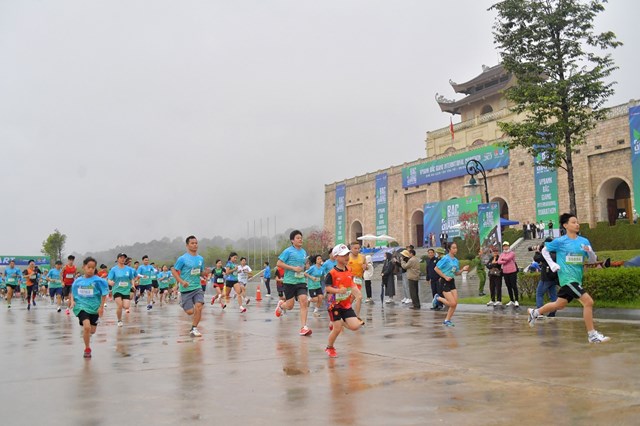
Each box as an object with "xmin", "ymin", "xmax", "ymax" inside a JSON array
[
  {"xmin": 376, "ymin": 234, "xmax": 396, "ymax": 242},
  {"xmin": 357, "ymin": 234, "xmax": 378, "ymax": 242}
]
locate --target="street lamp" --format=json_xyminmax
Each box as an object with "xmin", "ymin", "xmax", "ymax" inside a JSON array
[{"xmin": 466, "ymin": 159, "xmax": 489, "ymax": 203}]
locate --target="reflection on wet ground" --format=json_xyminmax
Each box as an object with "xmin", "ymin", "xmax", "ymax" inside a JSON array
[{"xmin": 0, "ymin": 279, "xmax": 638, "ymax": 425}]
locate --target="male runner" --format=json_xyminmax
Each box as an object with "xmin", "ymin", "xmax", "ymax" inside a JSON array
[
  {"xmin": 107, "ymin": 253, "xmax": 137, "ymax": 327},
  {"xmin": 4, "ymin": 259, "xmax": 22, "ymax": 308},
  {"xmin": 61, "ymin": 255, "xmax": 77, "ymax": 315},
  {"xmin": 172, "ymin": 236, "xmax": 206, "ymax": 337}
]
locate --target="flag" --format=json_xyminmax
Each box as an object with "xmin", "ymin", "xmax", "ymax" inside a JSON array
[{"xmin": 449, "ymin": 117, "xmax": 455, "ymax": 140}]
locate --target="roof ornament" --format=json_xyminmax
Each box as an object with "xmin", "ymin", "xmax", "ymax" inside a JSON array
[
  {"xmin": 435, "ymin": 92, "xmax": 455, "ymax": 103},
  {"xmin": 482, "ymin": 64, "xmax": 491, "ymax": 72}
]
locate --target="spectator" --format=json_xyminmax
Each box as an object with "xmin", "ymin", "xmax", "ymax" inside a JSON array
[
  {"xmin": 486, "ymin": 247, "xmax": 502, "ymax": 306},
  {"xmin": 400, "ymin": 249, "xmax": 421, "ymax": 309},
  {"xmin": 363, "ymin": 255, "xmax": 374, "ymax": 303},
  {"xmin": 498, "ymin": 241, "xmax": 519, "ymax": 307},
  {"xmin": 381, "ymin": 252, "xmax": 395, "ymax": 303},
  {"xmin": 425, "ymin": 249, "xmax": 440, "ymax": 310}
]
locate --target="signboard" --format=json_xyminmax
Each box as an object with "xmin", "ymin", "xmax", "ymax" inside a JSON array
[
  {"xmin": 478, "ymin": 202, "xmax": 501, "ymax": 249},
  {"xmin": 1, "ymin": 256, "xmax": 51, "ymax": 267},
  {"xmin": 375, "ymin": 173, "xmax": 388, "ymax": 246},
  {"xmin": 630, "ymin": 105, "xmax": 640, "ymax": 214},
  {"xmin": 534, "ymin": 150, "xmax": 559, "ymax": 229},
  {"xmin": 335, "ymin": 184, "xmax": 346, "ymax": 245},
  {"xmin": 423, "ymin": 195, "xmax": 482, "ymax": 246},
  {"xmin": 402, "ymin": 145, "xmax": 509, "ymax": 188}
]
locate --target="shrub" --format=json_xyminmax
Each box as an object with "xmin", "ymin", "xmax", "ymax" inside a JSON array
[
  {"xmin": 580, "ymin": 222, "xmax": 640, "ymax": 250},
  {"xmin": 502, "ymin": 228, "xmax": 523, "ymax": 245},
  {"xmin": 517, "ymin": 272, "xmax": 539, "ymax": 299},
  {"xmin": 583, "ymin": 268, "xmax": 640, "ymax": 302}
]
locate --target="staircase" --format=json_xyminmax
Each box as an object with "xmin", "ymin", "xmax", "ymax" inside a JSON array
[{"xmin": 511, "ymin": 237, "xmax": 546, "ymax": 270}]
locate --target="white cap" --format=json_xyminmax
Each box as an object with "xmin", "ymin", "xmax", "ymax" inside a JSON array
[{"xmin": 332, "ymin": 244, "xmax": 350, "ymax": 257}]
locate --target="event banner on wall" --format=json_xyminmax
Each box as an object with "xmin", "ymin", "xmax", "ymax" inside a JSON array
[
  {"xmin": 478, "ymin": 202, "xmax": 501, "ymax": 248},
  {"xmin": 423, "ymin": 195, "xmax": 482, "ymax": 245},
  {"xmin": 402, "ymin": 145, "xmax": 509, "ymax": 188},
  {"xmin": 534, "ymin": 150, "xmax": 559, "ymax": 228},
  {"xmin": 335, "ymin": 184, "xmax": 346, "ymax": 244},
  {"xmin": 0, "ymin": 255, "xmax": 50, "ymax": 267},
  {"xmin": 375, "ymin": 173, "xmax": 388, "ymax": 245},
  {"xmin": 630, "ymin": 105, "xmax": 640, "ymax": 214}
]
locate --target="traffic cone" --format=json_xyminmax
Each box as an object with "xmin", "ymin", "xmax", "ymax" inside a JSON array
[{"xmin": 256, "ymin": 283, "xmax": 262, "ymax": 301}]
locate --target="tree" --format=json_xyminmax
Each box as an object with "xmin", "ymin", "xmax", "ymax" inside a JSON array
[
  {"xmin": 42, "ymin": 229, "xmax": 67, "ymax": 264},
  {"xmin": 304, "ymin": 230, "xmax": 334, "ymax": 257},
  {"xmin": 490, "ymin": 0, "xmax": 621, "ymax": 215}
]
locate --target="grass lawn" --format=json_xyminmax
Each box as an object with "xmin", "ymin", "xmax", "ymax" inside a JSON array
[
  {"xmin": 596, "ymin": 249, "xmax": 640, "ymax": 262},
  {"xmin": 459, "ymin": 295, "xmax": 640, "ymax": 309}
]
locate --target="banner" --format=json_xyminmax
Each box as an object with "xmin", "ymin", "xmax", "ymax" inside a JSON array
[
  {"xmin": 478, "ymin": 202, "xmax": 501, "ymax": 249},
  {"xmin": 375, "ymin": 173, "xmax": 388, "ymax": 246},
  {"xmin": 402, "ymin": 145, "xmax": 509, "ymax": 188},
  {"xmin": 423, "ymin": 195, "xmax": 482, "ymax": 246},
  {"xmin": 630, "ymin": 105, "xmax": 640, "ymax": 215},
  {"xmin": 1, "ymin": 255, "xmax": 51, "ymax": 267},
  {"xmin": 534, "ymin": 150, "xmax": 559, "ymax": 230},
  {"xmin": 335, "ymin": 184, "xmax": 346, "ymax": 245}
]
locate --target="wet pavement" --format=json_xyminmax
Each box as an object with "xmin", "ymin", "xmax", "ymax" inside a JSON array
[{"xmin": 1, "ymin": 278, "xmax": 639, "ymax": 426}]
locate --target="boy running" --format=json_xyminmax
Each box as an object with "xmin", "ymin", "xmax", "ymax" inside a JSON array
[
  {"xmin": 305, "ymin": 255, "xmax": 324, "ymax": 315},
  {"xmin": 4, "ymin": 259, "xmax": 22, "ymax": 308},
  {"xmin": 61, "ymin": 255, "xmax": 77, "ymax": 314},
  {"xmin": 47, "ymin": 261, "xmax": 64, "ymax": 312},
  {"xmin": 529, "ymin": 213, "xmax": 610, "ymax": 343},
  {"xmin": 107, "ymin": 253, "xmax": 137, "ymax": 326},
  {"xmin": 172, "ymin": 236, "xmax": 206, "ymax": 337},
  {"xmin": 69, "ymin": 257, "xmax": 109, "ymax": 358}
]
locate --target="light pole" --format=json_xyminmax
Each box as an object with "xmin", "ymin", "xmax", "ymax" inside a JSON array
[{"xmin": 466, "ymin": 159, "xmax": 489, "ymax": 203}]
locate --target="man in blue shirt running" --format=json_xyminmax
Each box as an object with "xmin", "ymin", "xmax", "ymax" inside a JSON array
[{"xmin": 172, "ymin": 235, "xmax": 206, "ymax": 337}]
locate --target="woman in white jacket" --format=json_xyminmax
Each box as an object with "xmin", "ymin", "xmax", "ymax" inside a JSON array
[{"xmin": 363, "ymin": 255, "xmax": 374, "ymax": 303}]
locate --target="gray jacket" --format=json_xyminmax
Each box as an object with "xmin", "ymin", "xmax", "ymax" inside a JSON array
[{"xmin": 400, "ymin": 256, "xmax": 420, "ymax": 281}]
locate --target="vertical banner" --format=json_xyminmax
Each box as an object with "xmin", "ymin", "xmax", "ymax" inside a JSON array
[
  {"xmin": 375, "ymin": 173, "xmax": 388, "ymax": 246},
  {"xmin": 630, "ymin": 105, "xmax": 640, "ymax": 215},
  {"xmin": 534, "ymin": 150, "xmax": 559, "ymax": 230},
  {"xmin": 335, "ymin": 184, "xmax": 346, "ymax": 245},
  {"xmin": 478, "ymin": 202, "xmax": 501, "ymax": 249}
]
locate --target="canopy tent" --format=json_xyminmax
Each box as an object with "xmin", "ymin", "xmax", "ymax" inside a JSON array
[
  {"xmin": 356, "ymin": 234, "xmax": 378, "ymax": 242},
  {"xmin": 376, "ymin": 234, "xmax": 396, "ymax": 242},
  {"xmin": 500, "ymin": 217, "xmax": 519, "ymax": 226},
  {"xmin": 624, "ymin": 256, "xmax": 640, "ymax": 267}
]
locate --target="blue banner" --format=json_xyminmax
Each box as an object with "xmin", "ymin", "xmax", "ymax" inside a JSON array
[
  {"xmin": 630, "ymin": 105, "xmax": 640, "ymax": 215},
  {"xmin": 335, "ymin": 184, "xmax": 346, "ymax": 244},
  {"xmin": 402, "ymin": 145, "xmax": 509, "ymax": 188},
  {"xmin": 1, "ymin": 256, "xmax": 51, "ymax": 267},
  {"xmin": 375, "ymin": 173, "xmax": 388, "ymax": 245},
  {"xmin": 478, "ymin": 202, "xmax": 501, "ymax": 248}
]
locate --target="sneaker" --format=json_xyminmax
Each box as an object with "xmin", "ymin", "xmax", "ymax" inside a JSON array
[
  {"xmin": 313, "ymin": 307, "xmax": 319, "ymax": 314},
  {"xmin": 190, "ymin": 327, "xmax": 202, "ymax": 337},
  {"xmin": 366, "ymin": 298, "xmax": 373, "ymax": 303},
  {"xmin": 432, "ymin": 294, "xmax": 440, "ymax": 309},
  {"xmin": 494, "ymin": 301, "xmax": 502, "ymax": 306},
  {"xmin": 240, "ymin": 306, "xmax": 247, "ymax": 313},
  {"xmin": 7, "ymin": 304, "xmax": 10, "ymax": 309},
  {"xmin": 221, "ymin": 302, "xmax": 227, "ymax": 309},
  {"xmin": 210, "ymin": 297, "xmax": 216, "ymax": 305},
  {"xmin": 245, "ymin": 298, "xmax": 251, "ymax": 306},
  {"xmin": 57, "ymin": 306, "xmax": 61, "ymax": 312},
  {"xmin": 514, "ymin": 301, "xmax": 520, "ymax": 307},
  {"xmin": 117, "ymin": 320, "xmax": 123, "ymax": 327},
  {"xmin": 588, "ymin": 331, "xmax": 611, "ymax": 343},
  {"xmin": 384, "ymin": 297, "xmax": 392, "ymax": 304},
  {"xmin": 275, "ymin": 300, "xmax": 284, "ymax": 318},
  {"xmin": 32, "ymin": 300, "xmax": 36, "ymax": 306},
  {"xmin": 27, "ymin": 304, "xmax": 31, "ymax": 310},
  {"xmin": 103, "ymin": 303, "xmax": 107, "ymax": 308},
  {"xmin": 147, "ymin": 304, "xmax": 152, "ymax": 310},
  {"xmin": 325, "ymin": 346, "xmax": 338, "ymax": 358},
  {"xmin": 527, "ymin": 308, "xmax": 538, "ymax": 327},
  {"xmin": 83, "ymin": 348, "xmax": 92, "ymax": 359},
  {"xmin": 299, "ymin": 326, "xmax": 312, "ymax": 336},
  {"xmin": 506, "ymin": 301, "xmax": 514, "ymax": 307},
  {"xmin": 486, "ymin": 301, "xmax": 494, "ymax": 306},
  {"xmin": 443, "ymin": 320, "xmax": 455, "ymax": 327},
  {"xmin": 266, "ymin": 293, "xmax": 271, "ymax": 298}
]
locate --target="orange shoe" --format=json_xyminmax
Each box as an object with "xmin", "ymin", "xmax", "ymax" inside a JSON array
[{"xmin": 325, "ymin": 346, "xmax": 337, "ymax": 358}]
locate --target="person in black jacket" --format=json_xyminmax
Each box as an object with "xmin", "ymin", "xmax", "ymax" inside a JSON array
[
  {"xmin": 381, "ymin": 252, "xmax": 396, "ymax": 303},
  {"xmin": 486, "ymin": 247, "xmax": 502, "ymax": 306},
  {"xmin": 533, "ymin": 238, "xmax": 558, "ymax": 317},
  {"xmin": 425, "ymin": 249, "xmax": 442, "ymax": 310}
]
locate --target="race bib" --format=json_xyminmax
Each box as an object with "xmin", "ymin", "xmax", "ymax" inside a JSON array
[
  {"xmin": 353, "ymin": 277, "xmax": 363, "ymax": 285},
  {"xmin": 78, "ymin": 288, "xmax": 94, "ymax": 296},
  {"xmin": 216, "ymin": 278, "xmax": 224, "ymax": 284},
  {"xmin": 294, "ymin": 272, "xmax": 305, "ymax": 279},
  {"xmin": 118, "ymin": 282, "xmax": 129, "ymax": 287},
  {"xmin": 151, "ymin": 275, "xmax": 157, "ymax": 280},
  {"xmin": 190, "ymin": 268, "xmax": 201, "ymax": 276},
  {"xmin": 30, "ymin": 274, "xmax": 37, "ymax": 280},
  {"xmin": 65, "ymin": 274, "xmax": 74, "ymax": 279},
  {"xmin": 7, "ymin": 278, "xmax": 15, "ymax": 283},
  {"xmin": 336, "ymin": 288, "xmax": 352, "ymax": 302},
  {"xmin": 566, "ymin": 254, "xmax": 583, "ymax": 264}
]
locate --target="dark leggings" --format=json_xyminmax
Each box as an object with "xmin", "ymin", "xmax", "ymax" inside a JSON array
[
  {"xmin": 503, "ymin": 272, "xmax": 519, "ymax": 302},
  {"xmin": 364, "ymin": 280, "xmax": 372, "ymax": 299},
  {"xmin": 27, "ymin": 285, "xmax": 38, "ymax": 302},
  {"xmin": 489, "ymin": 274, "xmax": 502, "ymax": 302},
  {"xmin": 264, "ymin": 278, "xmax": 271, "ymax": 295}
]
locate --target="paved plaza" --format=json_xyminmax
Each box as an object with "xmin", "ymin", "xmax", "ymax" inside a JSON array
[{"xmin": 1, "ymin": 278, "xmax": 639, "ymax": 426}]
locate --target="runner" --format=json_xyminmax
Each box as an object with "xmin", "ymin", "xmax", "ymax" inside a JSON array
[
  {"xmin": 347, "ymin": 241, "xmax": 366, "ymax": 321},
  {"xmin": 25, "ymin": 260, "xmax": 39, "ymax": 310},
  {"xmin": 171, "ymin": 236, "xmax": 206, "ymax": 337},
  {"xmin": 69, "ymin": 256, "xmax": 109, "ymax": 358},
  {"xmin": 275, "ymin": 230, "xmax": 312, "ymax": 336},
  {"xmin": 107, "ymin": 253, "xmax": 137, "ymax": 327},
  {"xmin": 157, "ymin": 265, "xmax": 171, "ymax": 306},
  {"xmin": 305, "ymin": 254, "xmax": 324, "ymax": 315},
  {"xmin": 209, "ymin": 259, "xmax": 226, "ymax": 307},
  {"xmin": 61, "ymin": 255, "xmax": 77, "ymax": 315},
  {"xmin": 136, "ymin": 256, "xmax": 155, "ymax": 310},
  {"xmin": 97, "ymin": 264, "xmax": 109, "ymax": 307},
  {"xmin": 274, "ymin": 266, "xmax": 285, "ymax": 301},
  {"xmin": 46, "ymin": 260, "xmax": 64, "ymax": 312},
  {"xmin": 528, "ymin": 213, "xmax": 610, "ymax": 343},
  {"xmin": 237, "ymin": 257, "xmax": 252, "ymax": 306},
  {"xmin": 224, "ymin": 252, "xmax": 246, "ymax": 313},
  {"xmin": 324, "ymin": 244, "xmax": 364, "ymax": 358},
  {"xmin": 39, "ymin": 265, "xmax": 49, "ymax": 299},
  {"xmin": 150, "ymin": 262, "xmax": 159, "ymax": 304},
  {"xmin": 432, "ymin": 242, "xmax": 470, "ymax": 327},
  {"xmin": 4, "ymin": 259, "xmax": 22, "ymax": 308},
  {"xmin": 262, "ymin": 261, "xmax": 272, "ymax": 297}
]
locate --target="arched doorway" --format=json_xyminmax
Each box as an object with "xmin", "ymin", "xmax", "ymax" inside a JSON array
[
  {"xmin": 350, "ymin": 220, "xmax": 363, "ymax": 244},
  {"xmin": 598, "ymin": 178, "xmax": 632, "ymax": 224},
  {"xmin": 410, "ymin": 210, "xmax": 425, "ymax": 247},
  {"xmin": 492, "ymin": 197, "xmax": 509, "ymax": 219}
]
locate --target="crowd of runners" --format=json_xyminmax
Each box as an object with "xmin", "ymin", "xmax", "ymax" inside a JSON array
[{"xmin": 0, "ymin": 212, "xmax": 610, "ymax": 359}]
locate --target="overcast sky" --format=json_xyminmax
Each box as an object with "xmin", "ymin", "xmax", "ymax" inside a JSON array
[{"xmin": 1, "ymin": 0, "xmax": 638, "ymax": 255}]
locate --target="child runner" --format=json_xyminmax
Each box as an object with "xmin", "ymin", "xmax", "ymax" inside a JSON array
[
  {"xmin": 136, "ymin": 255, "xmax": 155, "ymax": 310},
  {"xmin": 305, "ymin": 255, "xmax": 324, "ymax": 315},
  {"xmin": 432, "ymin": 242, "xmax": 470, "ymax": 327},
  {"xmin": 61, "ymin": 255, "xmax": 77, "ymax": 315},
  {"xmin": 275, "ymin": 230, "xmax": 312, "ymax": 336},
  {"xmin": 210, "ymin": 259, "xmax": 226, "ymax": 307},
  {"xmin": 529, "ymin": 213, "xmax": 610, "ymax": 343},
  {"xmin": 237, "ymin": 257, "xmax": 252, "ymax": 306},
  {"xmin": 324, "ymin": 244, "xmax": 364, "ymax": 358},
  {"xmin": 47, "ymin": 260, "xmax": 64, "ymax": 312},
  {"xmin": 107, "ymin": 253, "xmax": 137, "ymax": 327},
  {"xmin": 4, "ymin": 259, "xmax": 22, "ymax": 308},
  {"xmin": 69, "ymin": 256, "xmax": 109, "ymax": 359},
  {"xmin": 275, "ymin": 266, "xmax": 285, "ymax": 301},
  {"xmin": 157, "ymin": 265, "xmax": 171, "ymax": 306},
  {"xmin": 224, "ymin": 252, "xmax": 246, "ymax": 313},
  {"xmin": 172, "ymin": 236, "xmax": 206, "ymax": 337}
]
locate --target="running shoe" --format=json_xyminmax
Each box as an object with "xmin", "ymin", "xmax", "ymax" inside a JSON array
[
  {"xmin": 486, "ymin": 301, "xmax": 494, "ymax": 306},
  {"xmin": 27, "ymin": 304, "xmax": 31, "ymax": 310},
  {"xmin": 32, "ymin": 300, "xmax": 36, "ymax": 306},
  {"xmin": 117, "ymin": 321, "xmax": 123, "ymax": 327},
  {"xmin": 494, "ymin": 301, "xmax": 502, "ymax": 306},
  {"xmin": 220, "ymin": 301, "xmax": 227, "ymax": 309},
  {"xmin": 514, "ymin": 301, "xmax": 520, "ymax": 307},
  {"xmin": 7, "ymin": 304, "xmax": 10, "ymax": 309},
  {"xmin": 57, "ymin": 306, "xmax": 61, "ymax": 313},
  {"xmin": 432, "ymin": 294, "xmax": 440, "ymax": 309},
  {"xmin": 325, "ymin": 347, "xmax": 337, "ymax": 358},
  {"xmin": 83, "ymin": 348, "xmax": 92, "ymax": 359},
  {"xmin": 147, "ymin": 304, "xmax": 152, "ymax": 311},
  {"xmin": 210, "ymin": 296, "xmax": 216, "ymax": 305},
  {"xmin": 588, "ymin": 331, "xmax": 611, "ymax": 343},
  {"xmin": 266, "ymin": 294, "xmax": 271, "ymax": 298},
  {"xmin": 190, "ymin": 327, "xmax": 202, "ymax": 337},
  {"xmin": 313, "ymin": 307, "xmax": 319, "ymax": 314},
  {"xmin": 506, "ymin": 301, "xmax": 515, "ymax": 307},
  {"xmin": 240, "ymin": 306, "xmax": 247, "ymax": 313},
  {"xmin": 275, "ymin": 300, "xmax": 284, "ymax": 318},
  {"xmin": 527, "ymin": 308, "xmax": 538, "ymax": 327},
  {"xmin": 103, "ymin": 303, "xmax": 107, "ymax": 308},
  {"xmin": 443, "ymin": 320, "xmax": 455, "ymax": 327},
  {"xmin": 299, "ymin": 326, "xmax": 312, "ymax": 336}
]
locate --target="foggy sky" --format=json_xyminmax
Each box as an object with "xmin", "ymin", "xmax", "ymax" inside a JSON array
[{"xmin": 1, "ymin": 0, "xmax": 638, "ymax": 255}]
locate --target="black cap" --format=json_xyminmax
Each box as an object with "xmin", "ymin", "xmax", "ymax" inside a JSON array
[{"xmin": 117, "ymin": 253, "xmax": 127, "ymax": 259}]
